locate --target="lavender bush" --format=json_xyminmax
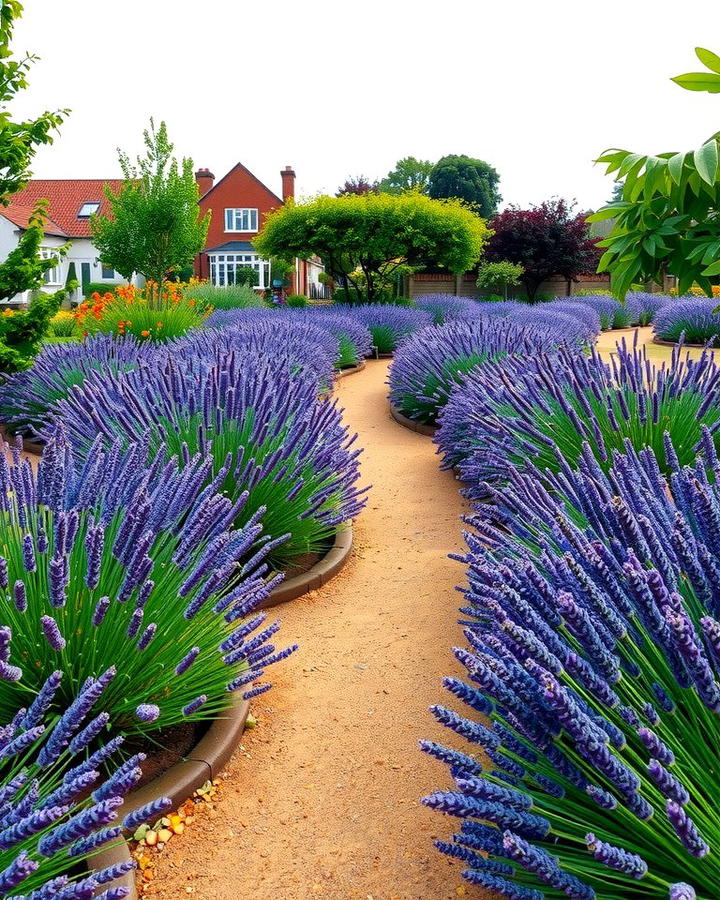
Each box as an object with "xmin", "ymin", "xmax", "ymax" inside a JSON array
[
  {"xmin": 284, "ymin": 309, "xmax": 373, "ymax": 367},
  {"xmin": 576, "ymin": 294, "xmax": 632, "ymax": 330},
  {"xmin": 0, "ymin": 334, "xmax": 158, "ymax": 438},
  {"xmin": 335, "ymin": 304, "xmax": 433, "ymax": 354},
  {"xmin": 388, "ymin": 318, "xmax": 576, "ymax": 426},
  {"xmin": 413, "ymin": 294, "xmax": 481, "ymax": 325},
  {"xmin": 436, "ymin": 338, "xmax": 720, "ymax": 479},
  {"xmin": 424, "ymin": 437, "xmax": 720, "ymax": 899},
  {"xmin": 45, "ymin": 351, "xmax": 367, "ymax": 569},
  {"xmin": 0, "ymin": 662, "xmax": 171, "ymax": 899},
  {"xmin": 546, "ymin": 301, "xmax": 603, "ymax": 336},
  {"xmin": 507, "ymin": 306, "xmax": 601, "ymax": 346},
  {"xmin": 174, "ymin": 317, "xmax": 339, "ymax": 392},
  {"xmin": 626, "ymin": 292, "xmax": 670, "ymax": 327},
  {"xmin": 471, "ymin": 301, "xmax": 524, "ymax": 318},
  {"xmin": 0, "ymin": 429, "xmax": 295, "ymax": 734},
  {"xmin": 653, "ymin": 298, "xmax": 720, "ymax": 345}
]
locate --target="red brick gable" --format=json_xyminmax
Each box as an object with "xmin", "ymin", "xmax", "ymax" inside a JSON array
[
  {"xmin": 196, "ymin": 162, "xmax": 285, "ymax": 279},
  {"xmin": 7, "ymin": 180, "xmax": 125, "ymax": 238}
]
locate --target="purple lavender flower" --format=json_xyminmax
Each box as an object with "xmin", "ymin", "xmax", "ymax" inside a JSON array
[
  {"xmin": 40, "ymin": 615, "xmax": 65, "ymax": 652},
  {"xmin": 123, "ymin": 797, "xmax": 172, "ymax": 832},
  {"xmin": 22, "ymin": 533, "xmax": 36, "ymax": 572},
  {"xmin": 176, "ymin": 646, "xmax": 200, "ymax": 675},
  {"xmin": 134, "ymin": 704, "xmax": 160, "ymax": 723},
  {"xmin": 182, "ymin": 695, "xmax": 207, "ymax": 716},
  {"xmin": 669, "ymin": 884, "xmax": 697, "ymax": 900},
  {"xmin": 585, "ymin": 833, "xmax": 647, "ymax": 878}
]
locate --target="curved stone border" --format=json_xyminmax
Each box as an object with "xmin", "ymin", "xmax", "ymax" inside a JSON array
[
  {"xmin": 258, "ymin": 523, "xmax": 353, "ymax": 609},
  {"xmin": 652, "ymin": 336, "xmax": 720, "ymax": 349},
  {"xmin": 335, "ymin": 360, "xmax": 366, "ymax": 378},
  {"xmin": 389, "ymin": 403, "xmax": 437, "ymax": 437},
  {"xmin": 92, "ymin": 693, "xmax": 250, "ymax": 899}
]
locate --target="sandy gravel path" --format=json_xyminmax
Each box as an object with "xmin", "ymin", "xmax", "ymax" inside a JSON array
[{"xmin": 144, "ymin": 359, "xmax": 475, "ymax": 900}]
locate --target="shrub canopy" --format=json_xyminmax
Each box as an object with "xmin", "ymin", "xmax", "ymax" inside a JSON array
[{"xmin": 253, "ymin": 192, "xmax": 489, "ymax": 302}]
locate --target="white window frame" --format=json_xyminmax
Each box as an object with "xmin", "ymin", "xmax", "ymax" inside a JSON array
[
  {"xmin": 100, "ymin": 263, "xmax": 116, "ymax": 280},
  {"xmin": 224, "ymin": 208, "xmax": 259, "ymax": 233},
  {"xmin": 40, "ymin": 248, "xmax": 62, "ymax": 286},
  {"xmin": 208, "ymin": 252, "xmax": 270, "ymax": 288}
]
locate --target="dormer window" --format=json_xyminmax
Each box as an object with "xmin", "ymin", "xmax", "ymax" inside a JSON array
[{"xmin": 77, "ymin": 202, "xmax": 100, "ymax": 218}]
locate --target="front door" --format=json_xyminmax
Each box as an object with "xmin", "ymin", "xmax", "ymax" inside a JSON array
[{"xmin": 80, "ymin": 262, "xmax": 92, "ymax": 298}]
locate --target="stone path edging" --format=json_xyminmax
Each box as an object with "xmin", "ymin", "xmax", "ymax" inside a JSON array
[
  {"xmin": 260, "ymin": 524, "xmax": 353, "ymax": 609},
  {"xmin": 93, "ymin": 694, "xmax": 250, "ymax": 899},
  {"xmin": 388, "ymin": 403, "xmax": 437, "ymax": 437}
]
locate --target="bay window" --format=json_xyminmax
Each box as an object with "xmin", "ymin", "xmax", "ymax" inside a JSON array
[{"xmin": 209, "ymin": 252, "xmax": 270, "ymax": 288}]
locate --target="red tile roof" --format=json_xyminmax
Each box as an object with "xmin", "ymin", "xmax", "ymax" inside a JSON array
[
  {"xmin": 5, "ymin": 180, "xmax": 125, "ymax": 238},
  {"xmin": 1, "ymin": 202, "xmax": 68, "ymax": 237}
]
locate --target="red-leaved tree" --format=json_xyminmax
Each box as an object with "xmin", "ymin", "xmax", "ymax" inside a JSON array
[
  {"xmin": 484, "ymin": 198, "xmax": 600, "ymax": 301},
  {"xmin": 336, "ymin": 175, "xmax": 379, "ymax": 197}
]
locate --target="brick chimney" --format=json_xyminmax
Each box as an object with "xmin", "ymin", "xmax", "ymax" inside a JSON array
[
  {"xmin": 281, "ymin": 165, "xmax": 296, "ymax": 203},
  {"xmin": 195, "ymin": 167, "xmax": 215, "ymax": 196}
]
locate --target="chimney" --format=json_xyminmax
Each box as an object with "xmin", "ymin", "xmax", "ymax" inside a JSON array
[
  {"xmin": 195, "ymin": 167, "xmax": 215, "ymax": 196},
  {"xmin": 281, "ymin": 165, "xmax": 296, "ymax": 203}
]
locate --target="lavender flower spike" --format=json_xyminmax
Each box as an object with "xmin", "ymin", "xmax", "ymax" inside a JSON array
[
  {"xmin": 585, "ymin": 833, "xmax": 648, "ymax": 879},
  {"xmin": 123, "ymin": 797, "xmax": 172, "ymax": 832},
  {"xmin": 40, "ymin": 615, "xmax": 66, "ymax": 652}
]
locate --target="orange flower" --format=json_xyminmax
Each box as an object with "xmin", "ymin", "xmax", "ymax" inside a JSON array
[
  {"xmin": 156, "ymin": 322, "xmax": 163, "ymax": 329},
  {"xmin": 141, "ymin": 330, "xmax": 150, "ymax": 337}
]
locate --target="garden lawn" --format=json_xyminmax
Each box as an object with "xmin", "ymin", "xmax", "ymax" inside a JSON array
[{"xmin": 137, "ymin": 359, "xmax": 474, "ymax": 899}]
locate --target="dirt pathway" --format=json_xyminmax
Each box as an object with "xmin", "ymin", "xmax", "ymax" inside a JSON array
[{"xmin": 145, "ymin": 359, "xmax": 474, "ymax": 900}]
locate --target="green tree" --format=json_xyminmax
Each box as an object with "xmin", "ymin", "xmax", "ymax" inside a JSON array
[
  {"xmin": 379, "ymin": 157, "xmax": 434, "ymax": 194},
  {"xmin": 428, "ymin": 154, "xmax": 501, "ymax": 217},
  {"xmin": 0, "ymin": 1, "xmax": 67, "ymax": 203},
  {"xmin": 0, "ymin": 202, "xmax": 67, "ymax": 303},
  {"xmin": 591, "ymin": 48, "xmax": 720, "ymax": 296},
  {"xmin": 254, "ymin": 192, "xmax": 489, "ymax": 302},
  {"xmin": 476, "ymin": 260, "xmax": 524, "ymax": 299},
  {"xmin": 0, "ymin": 3, "xmax": 68, "ymax": 371},
  {"xmin": 92, "ymin": 120, "xmax": 209, "ymax": 293}
]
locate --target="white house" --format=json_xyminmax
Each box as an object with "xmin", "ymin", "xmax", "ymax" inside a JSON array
[{"xmin": 0, "ymin": 179, "xmax": 141, "ymax": 305}]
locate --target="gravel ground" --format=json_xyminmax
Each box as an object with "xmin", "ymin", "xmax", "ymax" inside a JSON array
[{"xmin": 140, "ymin": 359, "xmax": 480, "ymax": 900}]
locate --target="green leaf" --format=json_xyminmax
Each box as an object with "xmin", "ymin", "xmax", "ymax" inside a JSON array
[
  {"xmin": 588, "ymin": 205, "xmax": 623, "ymax": 222},
  {"xmin": 668, "ymin": 151, "xmax": 686, "ymax": 186},
  {"xmin": 701, "ymin": 259, "xmax": 720, "ymax": 276},
  {"xmin": 617, "ymin": 153, "xmax": 645, "ymax": 179},
  {"xmin": 694, "ymin": 140, "xmax": 719, "ymax": 185},
  {"xmin": 696, "ymin": 47, "xmax": 720, "ymax": 75},
  {"xmin": 671, "ymin": 72, "xmax": 720, "ymax": 92}
]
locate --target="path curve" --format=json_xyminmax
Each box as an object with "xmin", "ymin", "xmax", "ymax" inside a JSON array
[{"xmin": 144, "ymin": 359, "xmax": 476, "ymax": 899}]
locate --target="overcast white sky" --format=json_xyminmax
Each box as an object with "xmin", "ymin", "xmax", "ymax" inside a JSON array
[{"xmin": 10, "ymin": 0, "xmax": 720, "ymax": 212}]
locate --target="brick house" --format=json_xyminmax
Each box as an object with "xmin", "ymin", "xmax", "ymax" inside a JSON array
[
  {"xmin": 0, "ymin": 163, "xmax": 325, "ymax": 305},
  {"xmin": 194, "ymin": 163, "xmax": 324, "ymax": 296},
  {"xmin": 0, "ymin": 179, "xmax": 140, "ymax": 304}
]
